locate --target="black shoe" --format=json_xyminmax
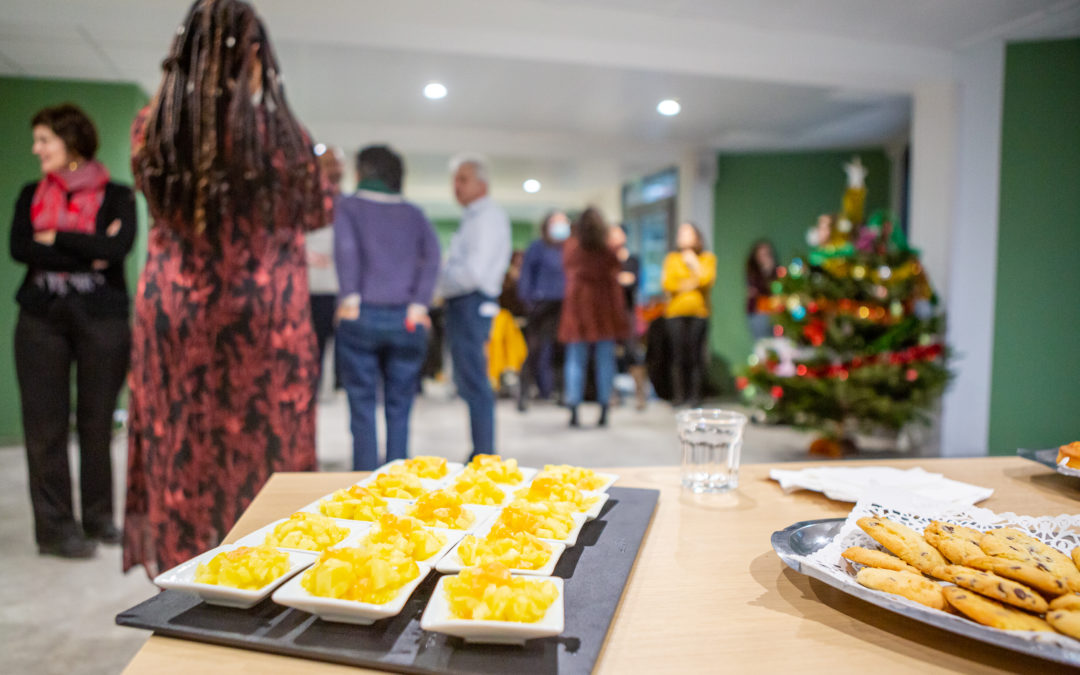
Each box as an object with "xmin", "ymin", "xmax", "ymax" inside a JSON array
[
  {"xmin": 568, "ymin": 406, "xmax": 580, "ymax": 428},
  {"xmin": 85, "ymin": 521, "xmax": 122, "ymax": 545},
  {"xmin": 39, "ymin": 534, "xmax": 97, "ymax": 559},
  {"xmin": 598, "ymin": 405, "xmax": 609, "ymax": 427}
]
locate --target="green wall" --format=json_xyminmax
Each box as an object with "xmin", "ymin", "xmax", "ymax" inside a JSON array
[
  {"xmin": 0, "ymin": 77, "xmax": 148, "ymax": 445},
  {"xmin": 431, "ymin": 217, "xmax": 538, "ymax": 252},
  {"xmin": 988, "ymin": 39, "xmax": 1080, "ymax": 455},
  {"xmin": 709, "ymin": 148, "xmax": 892, "ymax": 371}
]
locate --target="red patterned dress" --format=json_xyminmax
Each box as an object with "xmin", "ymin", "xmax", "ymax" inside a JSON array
[{"xmin": 122, "ymin": 115, "xmax": 332, "ymax": 576}]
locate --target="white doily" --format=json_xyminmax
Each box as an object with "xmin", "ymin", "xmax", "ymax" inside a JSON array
[{"xmin": 793, "ymin": 487, "xmax": 1080, "ymax": 650}]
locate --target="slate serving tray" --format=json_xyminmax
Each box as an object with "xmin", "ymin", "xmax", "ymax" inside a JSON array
[{"xmin": 118, "ymin": 486, "xmax": 659, "ymax": 675}]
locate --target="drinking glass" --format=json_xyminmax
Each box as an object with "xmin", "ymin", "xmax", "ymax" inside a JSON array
[{"xmin": 676, "ymin": 409, "xmax": 747, "ymax": 493}]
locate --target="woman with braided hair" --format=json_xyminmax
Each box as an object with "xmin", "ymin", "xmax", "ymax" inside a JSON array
[{"xmin": 123, "ymin": 0, "xmax": 332, "ymax": 576}]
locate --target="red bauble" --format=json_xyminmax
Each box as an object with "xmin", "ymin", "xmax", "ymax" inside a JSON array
[
  {"xmin": 770, "ymin": 385, "xmax": 784, "ymax": 399},
  {"xmin": 735, "ymin": 376, "xmax": 749, "ymax": 390},
  {"xmin": 796, "ymin": 365, "xmax": 808, "ymax": 377},
  {"xmin": 773, "ymin": 324, "xmax": 784, "ymax": 337},
  {"xmin": 905, "ymin": 369, "xmax": 918, "ymax": 382}
]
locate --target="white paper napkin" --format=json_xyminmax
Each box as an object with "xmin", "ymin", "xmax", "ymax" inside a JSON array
[{"xmin": 768, "ymin": 466, "xmax": 993, "ymax": 505}]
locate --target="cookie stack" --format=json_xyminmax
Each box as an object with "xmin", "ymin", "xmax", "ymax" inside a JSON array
[{"xmin": 843, "ymin": 516, "xmax": 1080, "ymax": 639}]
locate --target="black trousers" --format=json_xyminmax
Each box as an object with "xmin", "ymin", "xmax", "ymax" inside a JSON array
[
  {"xmin": 518, "ymin": 300, "xmax": 563, "ymax": 404},
  {"xmin": 310, "ymin": 293, "xmax": 338, "ymax": 390},
  {"xmin": 14, "ymin": 302, "xmax": 130, "ymax": 544},
  {"xmin": 665, "ymin": 316, "xmax": 708, "ymax": 405}
]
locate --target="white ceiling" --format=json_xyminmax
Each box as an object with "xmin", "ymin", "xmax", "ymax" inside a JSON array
[{"xmin": 1, "ymin": 0, "xmax": 1077, "ymax": 212}]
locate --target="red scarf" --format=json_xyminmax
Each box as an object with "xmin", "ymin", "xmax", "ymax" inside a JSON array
[{"xmin": 30, "ymin": 160, "xmax": 109, "ymax": 234}]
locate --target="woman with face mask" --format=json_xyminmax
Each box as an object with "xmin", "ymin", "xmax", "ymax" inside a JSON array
[
  {"xmin": 515, "ymin": 211, "xmax": 570, "ymax": 411},
  {"xmin": 660, "ymin": 222, "xmax": 717, "ymax": 407}
]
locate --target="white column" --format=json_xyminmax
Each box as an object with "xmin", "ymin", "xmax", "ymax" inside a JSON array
[
  {"xmin": 939, "ymin": 40, "xmax": 1006, "ymax": 457},
  {"xmin": 908, "ymin": 83, "xmax": 957, "ymax": 296}
]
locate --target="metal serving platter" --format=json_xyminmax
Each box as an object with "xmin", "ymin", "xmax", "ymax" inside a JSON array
[
  {"xmin": 1018, "ymin": 448, "xmax": 1075, "ymax": 473},
  {"xmin": 771, "ymin": 518, "xmax": 1080, "ymax": 669}
]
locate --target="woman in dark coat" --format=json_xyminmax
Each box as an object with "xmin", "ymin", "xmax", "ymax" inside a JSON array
[
  {"xmin": 557, "ymin": 207, "xmax": 628, "ymax": 427},
  {"xmin": 124, "ymin": 0, "xmax": 331, "ymax": 576}
]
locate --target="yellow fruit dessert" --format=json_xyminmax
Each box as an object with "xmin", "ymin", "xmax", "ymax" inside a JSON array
[
  {"xmin": 387, "ymin": 455, "xmax": 449, "ymax": 480},
  {"xmin": 513, "ymin": 477, "xmax": 599, "ymax": 514},
  {"xmin": 194, "ymin": 545, "xmax": 289, "ymax": 590},
  {"xmin": 263, "ymin": 512, "xmax": 350, "ymax": 551},
  {"xmin": 318, "ymin": 485, "xmax": 389, "ymax": 521},
  {"xmin": 457, "ymin": 531, "xmax": 553, "ymax": 570},
  {"xmin": 490, "ymin": 500, "xmax": 575, "ymax": 541},
  {"xmin": 444, "ymin": 562, "xmax": 558, "ymax": 622},
  {"xmin": 450, "ymin": 469, "xmax": 507, "ymax": 506},
  {"xmin": 365, "ymin": 471, "xmax": 427, "ymax": 500},
  {"xmin": 406, "ymin": 490, "xmax": 476, "ymax": 530},
  {"xmin": 300, "ymin": 544, "xmax": 420, "ymax": 604},
  {"xmin": 357, "ymin": 513, "xmax": 447, "ymax": 562},
  {"xmin": 535, "ymin": 464, "xmax": 606, "ymax": 491},
  {"xmin": 465, "ymin": 454, "xmax": 524, "ymax": 484}
]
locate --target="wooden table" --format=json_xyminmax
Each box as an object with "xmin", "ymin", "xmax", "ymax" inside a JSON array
[{"xmin": 123, "ymin": 457, "xmax": 1080, "ymax": 674}]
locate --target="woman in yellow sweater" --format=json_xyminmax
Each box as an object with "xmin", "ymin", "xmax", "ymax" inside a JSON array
[{"xmin": 661, "ymin": 222, "xmax": 716, "ymax": 407}]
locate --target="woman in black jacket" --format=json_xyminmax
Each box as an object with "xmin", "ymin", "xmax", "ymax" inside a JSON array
[{"xmin": 9, "ymin": 104, "xmax": 136, "ymax": 558}]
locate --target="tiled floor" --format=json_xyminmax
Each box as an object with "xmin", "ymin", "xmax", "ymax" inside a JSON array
[{"xmin": 0, "ymin": 387, "xmax": 937, "ymax": 674}]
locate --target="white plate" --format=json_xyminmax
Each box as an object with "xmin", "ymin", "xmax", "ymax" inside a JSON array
[
  {"xmin": 420, "ymin": 574, "xmax": 564, "ymax": 644},
  {"xmin": 298, "ymin": 495, "xmax": 414, "ymax": 520},
  {"xmin": 486, "ymin": 510, "xmax": 589, "ymax": 547},
  {"xmin": 232, "ymin": 516, "xmax": 371, "ymax": 553},
  {"xmin": 352, "ymin": 526, "xmax": 465, "ymax": 565},
  {"xmin": 507, "ymin": 491, "xmax": 610, "ymax": 521},
  {"xmin": 372, "ymin": 459, "xmax": 466, "ymax": 488},
  {"xmin": 529, "ymin": 470, "xmax": 619, "ymax": 493},
  {"xmin": 272, "ymin": 563, "xmax": 431, "ymax": 625},
  {"xmin": 401, "ymin": 502, "xmax": 499, "ymax": 534},
  {"xmin": 153, "ymin": 545, "xmax": 317, "ymax": 609},
  {"xmin": 435, "ymin": 535, "xmax": 566, "ymax": 576}
]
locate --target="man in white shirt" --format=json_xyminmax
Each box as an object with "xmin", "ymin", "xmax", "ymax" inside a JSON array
[{"xmin": 439, "ymin": 155, "xmax": 511, "ymax": 457}]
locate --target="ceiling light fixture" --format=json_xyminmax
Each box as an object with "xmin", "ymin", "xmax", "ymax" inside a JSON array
[
  {"xmin": 522, "ymin": 179, "xmax": 541, "ymax": 194},
  {"xmin": 657, "ymin": 99, "xmax": 681, "ymax": 116},
  {"xmin": 424, "ymin": 82, "xmax": 448, "ymax": 100}
]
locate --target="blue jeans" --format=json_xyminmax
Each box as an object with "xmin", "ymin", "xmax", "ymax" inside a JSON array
[
  {"xmin": 337, "ymin": 305, "xmax": 428, "ymax": 471},
  {"xmin": 445, "ymin": 292, "xmax": 495, "ymax": 457},
  {"xmin": 563, "ymin": 340, "xmax": 615, "ymax": 407}
]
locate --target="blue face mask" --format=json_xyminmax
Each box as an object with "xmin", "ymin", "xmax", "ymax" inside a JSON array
[{"xmin": 549, "ymin": 221, "xmax": 571, "ymax": 242}]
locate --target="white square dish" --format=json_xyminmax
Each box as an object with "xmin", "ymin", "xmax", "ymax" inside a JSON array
[
  {"xmin": 434, "ymin": 535, "xmax": 566, "ymax": 576},
  {"xmin": 351, "ymin": 526, "xmax": 465, "ymax": 565},
  {"xmin": 506, "ymin": 490, "xmax": 611, "ymax": 521},
  {"xmin": 528, "ymin": 470, "xmax": 619, "ymax": 493},
  {"xmin": 401, "ymin": 503, "xmax": 499, "ymax": 534},
  {"xmin": 486, "ymin": 510, "xmax": 589, "ymax": 547},
  {"xmin": 298, "ymin": 495, "xmax": 414, "ymax": 520},
  {"xmin": 420, "ymin": 574, "xmax": 564, "ymax": 645},
  {"xmin": 372, "ymin": 459, "xmax": 466, "ymax": 488},
  {"xmin": 153, "ymin": 545, "xmax": 317, "ymax": 609},
  {"xmin": 271, "ymin": 563, "xmax": 431, "ymax": 625},
  {"xmin": 232, "ymin": 516, "xmax": 371, "ymax": 553}
]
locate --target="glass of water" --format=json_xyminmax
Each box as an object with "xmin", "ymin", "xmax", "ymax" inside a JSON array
[{"xmin": 676, "ymin": 408, "xmax": 747, "ymax": 493}]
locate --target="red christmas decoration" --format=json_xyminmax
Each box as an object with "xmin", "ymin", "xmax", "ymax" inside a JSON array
[
  {"xmin": 905, "ymin": 368, "xmax": 918, "ymax": 382},
  {"xmin": 735, "ymin": 376, "xmax": 749, "ymax": 390},
  {"xmin": 803, "ymin": 319, "xmax": 826, "ymax": 347},
  {"xmin": 770, "ymin": 385, "xmax": 784, "ymax": 399}
]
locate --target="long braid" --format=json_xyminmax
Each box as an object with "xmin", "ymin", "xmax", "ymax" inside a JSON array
[{"xmin": 135, "ymin": 0, "xmax": 322, "ymax": 241}]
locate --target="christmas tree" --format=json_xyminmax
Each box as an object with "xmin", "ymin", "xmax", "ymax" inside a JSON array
[{"xmin": 739, "ymin": 157, "xmax": 950, "ymax": 457}]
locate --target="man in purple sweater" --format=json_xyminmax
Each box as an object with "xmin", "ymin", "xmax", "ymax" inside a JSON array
[{"xmin": 333, "ymin": 145, "xmax": 441, "ymax": 470}]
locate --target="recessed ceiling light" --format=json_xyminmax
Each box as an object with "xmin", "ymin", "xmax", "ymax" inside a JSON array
[
  {"xmin": 424, "ymin": 82, "xmax": 448, "ymax": 100},
  {"xmin": 657, "ymin": 99, "xmax": 681, "ymax": 116},
  {"xmin": 313, "ymin": 143, "xmax": 327, "ymax": 156},
  {"xmin": 522, "ymin": 179, "xmax": 541, "ymax": 194}
]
